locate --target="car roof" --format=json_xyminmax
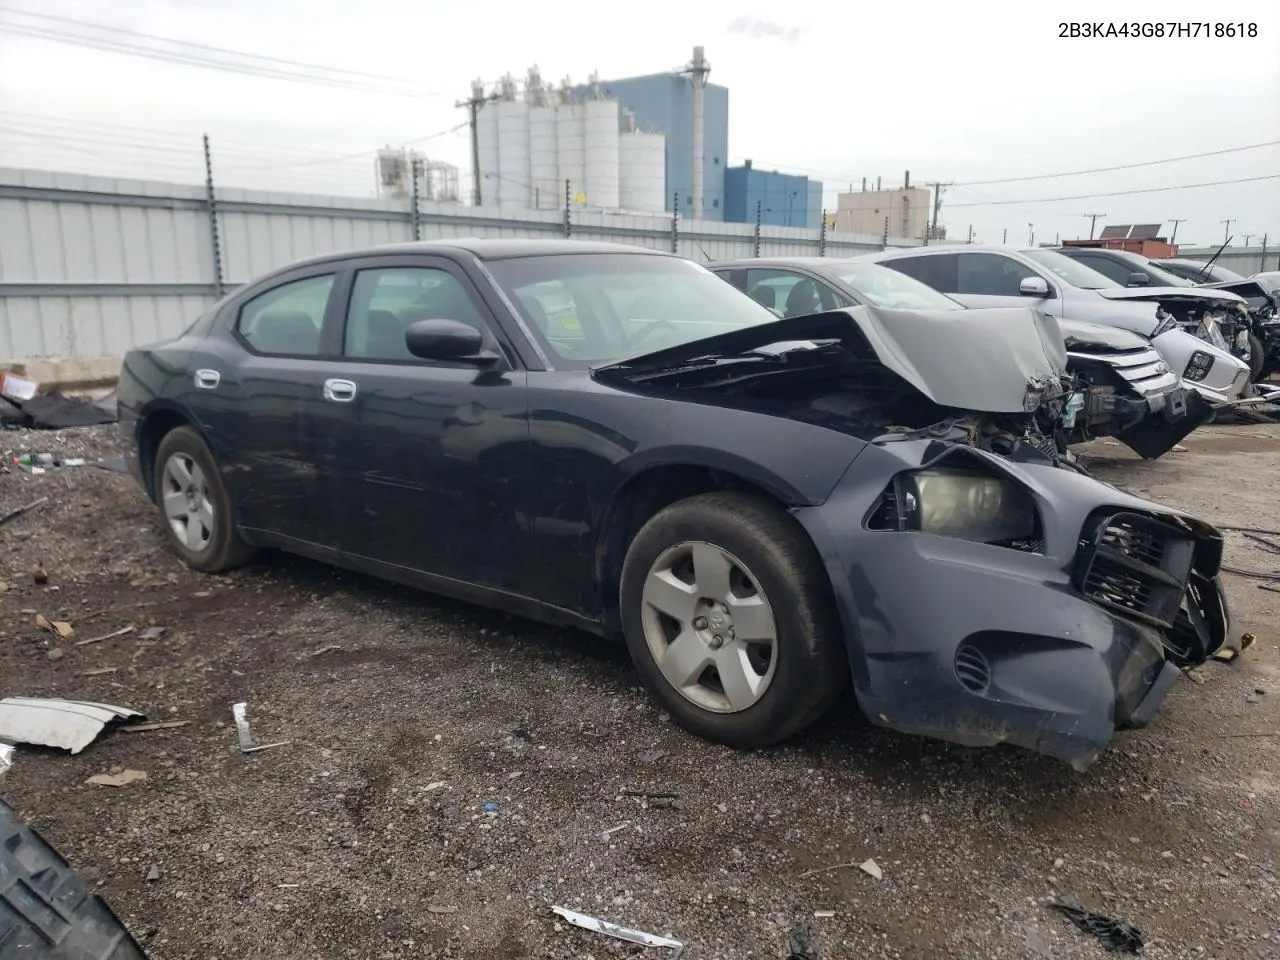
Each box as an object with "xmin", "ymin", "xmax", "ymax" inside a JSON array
[
  {"xmin": 711, "ymin": 256, "xmax": 854, "ymax": 269},
  {"xmin": 1054, "ymin": 246, "xmax": 1143, "ymax": 263},
  {"xmin": 275, "ymin": 238, "xmax": 672, "ymax": 273},
  {"xmin": 862, "ymin": 243, "xmax": 1014, "ymax": 260}
]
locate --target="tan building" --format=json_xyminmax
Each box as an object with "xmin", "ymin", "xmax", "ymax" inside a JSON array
[{"xmin": 836, "ymin": 187, "xmax": 931, "ymax": 239}]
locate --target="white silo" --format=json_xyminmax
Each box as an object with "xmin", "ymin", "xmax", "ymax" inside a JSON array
[
  {"xmin": 583, "ymin": 95, "xmax": 620, "ymax": 211},
  {"xmin": 619, "ymin": 131, "xmax": 666, "ymax": 212},
  {"xmin": 556, "ymin": 94, "xmax": 586, "ymax": 207},
  {"xmin": 474, "ymin": 79, "xmax": 499, "ymax": 208},
  {"xmin": 495, "ymin": 74, "xmax": 530, "ymax": 212},
  {"xmin": 526, "ymin": 68, "xmax": 558, "ymax": 210}
]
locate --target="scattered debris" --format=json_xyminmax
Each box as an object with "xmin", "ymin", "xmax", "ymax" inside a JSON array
[
  {"xmin": 122, "ymin": 720, "xmax": 190, "ymax": 733},
  {"xmin": 0, "ymin": 371, "xmax": 38, "ymax": 403},
  {"xmin": 512, "ymin": 727, "xmax": 535, "ymax": 743},
  {"xmin": 47, "ymin": 648, "xmax": 65, "ymax": 661},
  {"xmin": 86, "ymin": 769, "xmax": 148, "ymax": 788},
  {"xmin": 1171, "ymin": 444, "xmax": 1188, "ymax": 453},
  {"xmin": 80, "ymin": 667, "xmax": 119, "ymax": 677},
  {"xmin": 1247, "ymin": 692, "xmax": 1264, "ymax": 704},
  {"xmin": 50, "ymin": 620, "xmax": 74, "ymax": 638},
  {"xmin": 1049, "ymin": 901, "xmax": 1144, "ymax": 954},
  {"xmin": 600, "ymin": 823, "xmax": 630, "ymax": 842},
  {"xmin": 34, "ymin": 613, "xmax": 52, "ymax": 631},
  {"xmin": 786, "ymin": 924, "xmax": 820, "ymax": 960},
  {"xmin": 0, "ymin": 496, "xmax": 48, "ymax": 528},
  {"xmin": 799, "ymin": 861, "xmax": 862, "ymax": 879},
  {"xmin": 145, "ymin": 864, "xmax": 161, "ymax": 882},
  {"xmin": 483, "ymin": 802, "xmax": 499, "ymax": 812},
  {"xmin": 812, "ymin": 910, "xmax": 835, "ymax": 919},
  {"xmin": 31, "ymin": 561, "xmax": 48, "ymax": 584},
  {"xmin": 0, "ymin": 697, "xmax": 143, "ymax": 754},
  {"xmin": 76, "ymin": 626, "xmax": 135, "ymax": 647},
  {"xmin": 1242, "ymin": 632, "xmax": 1258, "ymax": 651},
  {"xmin": 637, "ymin": 748, "xmax": 670, "ymax": 764},
  {"xmin": 427, "ymin": 905, "xmax": 458, "ymax": 915},
  {"xmin": 231, "ymin": 702, "xmax": 290, "ymax": 754},
  {"xmin": 622, "ymin": 790, "xmax": 679, "ymax": 800},
  {"xmin": 93, "ymin": 457, "xmax": 128, "ymax": 473},
  {"xmin": 305, "ymin": 643, "xmax": 342, "ymax": 658},
  {"xmin": 859, "ymin": 858, "xmax": 884, "ymax": 881},
  {"xmin": 1242, "ymin": 532, "xmax": 1280, "ymax": 554},
  {"xmin": 551, "ymin": 906, "xmax": 684, "ymax": 958},
  {"xmin": 422, "ymin": 781, "xmax": 446, "ymax": 792},
  {"xmin": 138, "ymin": 626, "xmax": 168, "ymax": 642},
  {"xmin": 0, "ymin": 742, "xmax": 13, "ymax": 781}
]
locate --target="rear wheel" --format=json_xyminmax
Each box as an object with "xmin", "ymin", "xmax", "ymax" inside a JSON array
[
  {"xmin": 153, "ymin": 426, "xmax": 256, "ymax": 572},
  {"xmin": 619, "ymin": 492, "xmax": 848, "ymax": 748}
]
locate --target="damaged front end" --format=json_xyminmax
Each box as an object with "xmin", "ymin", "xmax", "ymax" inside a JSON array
[{"xmin": 595, "ymin": 306, "xmax": 1230, "ymax": 769}]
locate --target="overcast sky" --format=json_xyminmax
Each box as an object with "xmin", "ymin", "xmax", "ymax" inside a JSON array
[{"xmin": 1, "ymin": 0, "xmax": 1277, "ymax": 248}]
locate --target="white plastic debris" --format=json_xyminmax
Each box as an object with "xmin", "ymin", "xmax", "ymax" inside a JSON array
[
  {"xmin": 551, "ymin": 906, "xmax": 683, "ymax": 958},
  {"xmin": 0, "ymin": 742, "xmax": 14, "ymax": 781},
  {"xmin": 231, "ymin": 702, "xmax": 290, "ymax": 754},
  {"xmin": 859, "ymin": 858, "xmax": 884, "ymax": 880},
  {"xmin": 0, "ymin": 698, "xmax": 143, "ymax": 754}
]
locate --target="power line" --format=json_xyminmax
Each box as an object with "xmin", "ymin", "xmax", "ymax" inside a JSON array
[
  {"xmin": 946, "ymin": 174, "xmax": 1280, "ymax": 207},
  {"xmin": 0, "ymin": 17, "xmax": 447, "ymax": 99},
  {"xmin": 958, "ymin": 140, "xmax": 1280, "ymax": 186},
  {"xmin": 0, "ymin": 6, "xmax": 449, "ymax": 91}
]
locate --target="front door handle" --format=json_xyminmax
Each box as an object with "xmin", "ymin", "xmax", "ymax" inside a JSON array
[
  {"xmin": 194, "ymin": 369, "xmax": 221, "ymax": 389},
  {"xmin": 323, "ymin": 378, "xmax": 358, "ymax": 402}
]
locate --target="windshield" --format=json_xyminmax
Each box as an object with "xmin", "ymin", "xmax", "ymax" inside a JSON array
[
  {"xmin": 827, "ymin": 262, "xmax": 963, "ymax": 311},
  {"xmin": 1022, "ymin": 249, "xmax": 1122, "ymax": 290},
  {"xmin": 485, "ymin": 253, "xmax": 779, "ymax": 369}
]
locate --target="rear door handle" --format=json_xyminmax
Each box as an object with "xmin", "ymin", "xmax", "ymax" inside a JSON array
[
  {"xmin": 323, "ymin": 378, "xmax": 358, "ymax": 402},
  {"xmin": 194, "ymin": 369, "xmax": 221, "ymax": 390}
]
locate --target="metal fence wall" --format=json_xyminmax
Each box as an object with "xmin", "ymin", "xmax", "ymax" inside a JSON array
[
  {"xmin": 0, "ymin": 166, "xmax": 918, "ymax": 358},
  {"xmin": 1174, "ymin": 247, "xmax": 1280, "ymax": 277}
]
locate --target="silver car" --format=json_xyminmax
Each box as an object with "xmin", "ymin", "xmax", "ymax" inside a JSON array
[{"xmin": 858, "ymin": 245, "xmax": 1252, "ymax": 406}]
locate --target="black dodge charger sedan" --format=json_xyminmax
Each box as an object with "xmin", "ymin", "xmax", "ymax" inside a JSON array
[{"xmin": 117, "ymin": 239, "xmax": 1231, "ymax": 769}]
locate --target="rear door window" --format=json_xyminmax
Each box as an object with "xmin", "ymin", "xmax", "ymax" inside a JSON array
[
  {"xmin": 236, "ymin": 274, "xmax": 336, "ymax": 356},
  {"xmin": 956, "ymin": 253, "xmax": 1041, "ymax": 296},
  {"xmin": 883, "ymin": 254, "xmax": 959, "ymax": 293},
  {"xmin": 1071, "ymin": 253, "xmax": 1134, "ymax": 286}
]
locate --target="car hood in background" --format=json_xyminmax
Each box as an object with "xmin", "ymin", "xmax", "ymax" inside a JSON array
[
  {"xmin": 595, "ymin": 305, "xmax": 1068, "ymax": 414},
  {"xmin": 1097, "ymin": 286, "xmax": 1248, "ymax": 308},
  {"xmin": 1202, "ymin": 279, "xmax": 1279, "ymax": 311},
  {"xmin": 1057, "ymin": 318, "xmax": 1150, "ymax": 351}
]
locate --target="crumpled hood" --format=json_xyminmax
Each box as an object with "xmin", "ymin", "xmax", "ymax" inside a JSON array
[
  {"xmin": 595, "ymin": 305, "xmax": 1068, "ymax": 414},
  {"xmin": 1097, "ymin": 286, "xmax": 1247, "ymax": 308},
  {"xmin": 1057, "ymin": 318, "xmax": 1149, "ymax": 351}
]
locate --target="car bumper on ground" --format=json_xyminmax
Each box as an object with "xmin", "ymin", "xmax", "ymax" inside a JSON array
[{"xmin": 796, "ymin": 441, "xmax": 1229, "ymax": 770}]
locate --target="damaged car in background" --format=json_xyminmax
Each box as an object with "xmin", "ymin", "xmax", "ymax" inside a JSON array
[
  {"xmin": 861, "ymin": 245, "xmax": 1255, "ymax": 410},
  {"xmin": 116, "ymin": 240, "xmax": 1230, "ymax": 769},
  {"xmin": 710, "ymin": 257, "xmax": 1207, "ymax": 460}
]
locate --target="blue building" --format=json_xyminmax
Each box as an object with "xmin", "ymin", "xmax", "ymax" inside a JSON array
[
  {"xmin": 571, "ymin": 73, "xmax": 729, "ymax": 221},
  {"xmin": 724, "ymin": 161, "xmax": 824, "ymax": 229}
]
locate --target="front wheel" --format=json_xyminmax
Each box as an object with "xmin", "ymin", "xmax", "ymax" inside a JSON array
[
  {"xmin": 619, "ymin": 492, "xmax": 849, "ymax": 749},
  {"xmin": 1248, "ymin": 332, "xmax": 1266, "ymax": 381},
  {"xmin": 153, "ymin": 426, "xmax": 257, "ymax": 572}
]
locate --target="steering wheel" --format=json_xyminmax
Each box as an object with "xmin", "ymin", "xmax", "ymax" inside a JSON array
[{"xmin": 627, "ymin": 320, "xmax": 680, "ymax": 350}]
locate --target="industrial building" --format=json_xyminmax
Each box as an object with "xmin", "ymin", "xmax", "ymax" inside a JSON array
[
  {"xmin": 472, "ymin": 69, "xmax": 667, "ymax": 215},
  {"xmin": 836, "ymin": 179, "xmax": 931, "ymax": 240},
  {"xmin": 723, "ymin": 160, "xmax": 822, "ymax": 229}
]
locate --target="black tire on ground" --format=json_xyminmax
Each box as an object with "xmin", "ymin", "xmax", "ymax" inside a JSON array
[
  {"xmin": 1248, "ymin": 332, "xmax": 1266, "ymax": 382},
  {"xmin": 153, "ymin": 426, "xmax": 256, "ymax": 573},
  {"xmin": 619, "ymin": 492, "xmax": 849, "ymax": 749},
  {"xmin": 0, "ymin": 797, "xmax": 147, "ymax": 958}
]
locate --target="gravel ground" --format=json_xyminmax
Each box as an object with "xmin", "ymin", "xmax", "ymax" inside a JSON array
[{"xmin": 2, "ymin": 423, "xmax": 1280, "ymax": 960}]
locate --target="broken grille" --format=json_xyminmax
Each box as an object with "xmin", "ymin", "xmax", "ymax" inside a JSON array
[{"xmin": 1076, "ymin": 512, "xmax": 1196, "ymax": 628}]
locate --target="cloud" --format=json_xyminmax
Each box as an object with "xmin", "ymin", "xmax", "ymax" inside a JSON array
[{"xmin": 726, "ymin": 16, "xmax": 803, "ymax": 44}]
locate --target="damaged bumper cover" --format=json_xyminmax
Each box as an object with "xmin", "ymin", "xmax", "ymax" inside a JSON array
[{"xmin": 796, "ymin": 440, "xmax": 1229, "ymax": 770}]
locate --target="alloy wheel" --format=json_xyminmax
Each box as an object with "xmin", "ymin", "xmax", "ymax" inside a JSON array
[{"xmin": 161, "ymin": 453, "xmax": 214, "ymax": 552}]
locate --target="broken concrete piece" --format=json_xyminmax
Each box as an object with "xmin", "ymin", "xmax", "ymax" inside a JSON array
[
  {"xmin": 86, "ymin": 769, "xmax": 147, "ymax": 787},
  {"xmin": 145, "ymin": 865, "xmax": 161, "ymax": 882},
  {"xmin": 860, "ymin": 858, "xmax": 883, "ymax": 880},
  {"xmin": 0, "ymin": 697, "xmax": 144, "ymax": 754},
  {"xmin": 51, "ymin": 620, "xmax": 74, "ymax": 638},
  {"xmin": 138, "ymin": 627, "xmax": 168, "ymax": 641}
]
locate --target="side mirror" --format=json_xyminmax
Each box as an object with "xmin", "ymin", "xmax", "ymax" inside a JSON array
[
  {"xmin": 1128, "ymin": 272, "xmax": 1151, "ymax": 286},
  {"xmin": 1019, "ymin": 276, "xmax": 1050, "ymax": 297},
  {"xmin": 405, "ymin": 319, "xmax": 498, "ymax": 366}
]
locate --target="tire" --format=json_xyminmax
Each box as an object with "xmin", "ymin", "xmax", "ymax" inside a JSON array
[
  {"xmin": 1248, "ymin": 332, "xmax": 1266, "ymax": 382},
  {"xmin": 0, "ymin": 798, "xmax": 147, "ymax": 958},
  {"xmin": 619, "ymin": 492, "xmax": 849, "ymax": 749},
  {"xmin": 153, "ymin": 426, "xmax": 256, "ymax": 572}
]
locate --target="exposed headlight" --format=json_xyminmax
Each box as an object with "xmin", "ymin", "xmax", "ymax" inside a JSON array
[
  {"xmin": 1184, "ymin": 350, "xmax": 1214, "ymax": 381},
  {"xmin": 1153, "ymin": 311, "xmax": 1178, "ymax": 337},
  {"xmin": 900, "ymin": 469, "xmax": 1039, "ymax": 544}
]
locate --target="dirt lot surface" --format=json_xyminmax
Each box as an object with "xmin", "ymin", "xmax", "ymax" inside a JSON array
[{"xmin": 3, "ymin": 423, "xmax": 1280, "ymax": 960}]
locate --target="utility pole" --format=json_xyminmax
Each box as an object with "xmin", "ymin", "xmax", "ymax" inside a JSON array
[
  {"xmin": 1084, "ymin": 212, "xmax": 1106, "ymax": 240},
  {"xmin": 1242, "ymin": 233, "xmax": 1255, "ymax": 248},
  {"xmin": 457, "ymin": 79, "xmax": 500, "ymax": 207},
  {"xmin": 1169, "ymin": 218, "xmax": 1187, "ymax": 244},
  {"xmin": 1221, "ymin": 219, "xmax": 1236, "ymax": 243},
  {"xmin": 966, "ymin": 224, "xmax": 973, "ymax": 244},
  {"xmin": 1002, "ymin": 227, "xmax": 1007, "ymax": 244},
  {"xmin": 925, "ymin": 181, "xmax": 952, "ymax": 245},
  {"xmin": 754, "ymin": 200, "xmax": 763, "ymax": 257},
  {"xmin": 1028, "ymin": 223, "xmax": 1034, "ymax": 246}
]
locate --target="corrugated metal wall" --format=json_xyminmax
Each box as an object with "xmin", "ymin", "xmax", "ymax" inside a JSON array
[
  {"xmin": 1174, "ymin": 247, "xmax": 1280, "ymax": 277},
  {"xmin": 0, "ymin": 165, "xmax": 916, "ymax": 358}
]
